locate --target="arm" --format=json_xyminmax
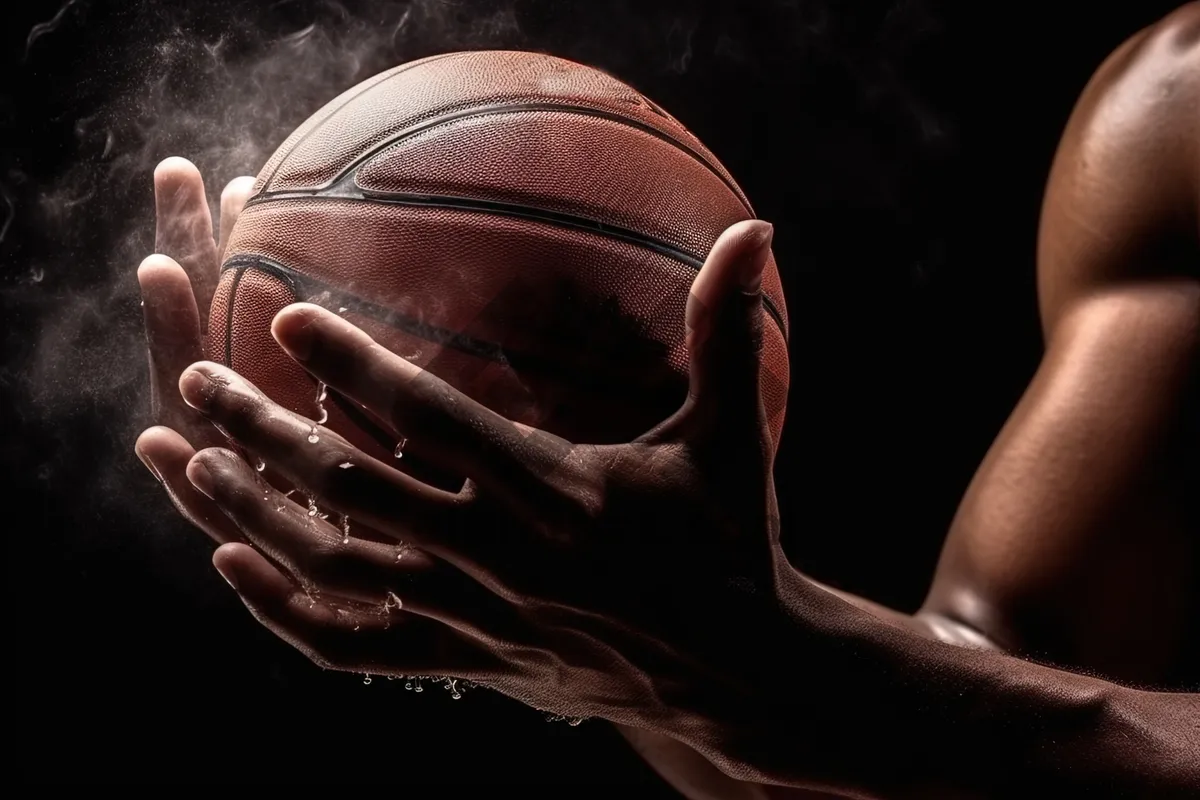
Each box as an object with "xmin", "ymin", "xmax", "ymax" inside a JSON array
[
  {"xmin": 691, "ymin": 568, "xmax": 1200, "ymax": 799},
  {"xmin": 921, "ymin": 6, "xmax": 1200, "ymax": 682},
  {"xmin": 141, "ymin": 196, "xmax": 1198, "ymax": 797},
  {"xmin": 621, "ymin": 7, "xmax": 1200, "ymax": 795}
]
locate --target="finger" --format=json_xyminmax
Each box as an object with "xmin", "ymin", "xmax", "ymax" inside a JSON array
[
  {"xmin": 138, "ymin": 254, "xmax": 215, "ymax": 436},
  {"xmin": 177, "ymin": 361, "xmax": 458, "ymax": 549},
  {"xmin": 678, "ymin": 220, "xmax": 774, "ymax": 443},
  {"xmin": 212, "ymin": 543, "xmax": 500, "ymax": 679},
  {"xmin": 187, "ymin": 447, "xmax": 429, "ymax": 605},
  {"xmin": 135, "ymin": 426, "xmax": 243, "ymax": 544},
  {"xmin": 271, "ymin": 304, "xmax": 579, "ymax": 505},
  {"xmin": 154, "ymin": 157, "xmax": 219, "ymax": 330},
  {"xmin": 186, "ymin": 448, "xmax": 524, "ymax": 641},
  {"xmin": 217, "ymin": 176, "xmax": 256, "ymax": 260}
]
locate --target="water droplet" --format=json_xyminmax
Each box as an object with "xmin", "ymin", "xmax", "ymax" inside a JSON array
[
  {"xmin": 387, "ymin": 675, "xmax": 397, "ymax": 681},
  {"xmin": 393, "ymin": 438, "xmax": 408, "ymax": 459},
  {"xmin": 139, "ymin": 299, "xmax": 145, "ymax": 307},
  {"xmin": 284, "ymin": 489, "xmax": 295, "ymax": 498},
  {"xmin": 340, "ymin": 514, "xmax": 351, "ymax": 544},
  {"xmin": 362, "ymin": 673, "xmax": 372, "ymax": 685},
  {"xmin": 353, "ymin": 623, "xmax": 361, "ymax": 631},
  {"xmin": 404, "ymin": 680, "xmax": 413, "ymax": 690},
  {"xmin": 338, "ymin": 306, "xmax": 348, "ymax": 314},
  {"xmin": 255, "ymin": 459, "xmax": 265, "ymax": 472},
  {"xmin": 413, "ymin": 678, "xmax": 423, "ymax": 693},
  {"xmin": 568, "ymin": 717, "xmax": 584, "ymax": 727},
  {"xmin": 451, "ymin": 690, "xmax": 462, "ymax": 699},
  {"xmin": 384, "ymin": 591, "xmax": 403, "ymax": 611},
  {"xmin": 309, "ymin": 382, "xmax": 328, "ymax": 437},
  {"xmin": 307, "ymin": 496, "xmax": 319, "ymax": 517},
  {"xmin": 338, "ymin": 461, "xmax": 353, "ymax": 469}
]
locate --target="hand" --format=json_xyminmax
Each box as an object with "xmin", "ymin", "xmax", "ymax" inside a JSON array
[
  {"xmin": 136, "ymin": 157, "xmax": 255, "ymax": 543},
  {"xmin": 138, "ymin": 219, "xmax": 795, "ymax": 752}
]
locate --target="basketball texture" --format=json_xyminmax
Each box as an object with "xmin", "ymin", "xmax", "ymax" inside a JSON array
[{"xmin": 212, "ymin": 50, "xmax": 789, "ymax": 470}]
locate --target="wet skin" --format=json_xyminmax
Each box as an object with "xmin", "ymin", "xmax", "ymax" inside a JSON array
[{"xmin": 134, "ymin": 6, "xmax": 1200, "ymax": 795}]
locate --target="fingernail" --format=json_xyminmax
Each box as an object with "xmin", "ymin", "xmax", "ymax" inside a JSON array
[
  {"xmin": 179, "ymin": 368, "xmax": 214, "ymax": 411},
  {"xmin": 274, "ymin": 310, "xmax": 315, "ymax": 361},
  {"xmin": 741, "ymin": 221, "xmax": 774, "ymax": 291},
  {"xmin": 214, "ymin": 562, "xmax": 239, "ymax": 591},
  {"xmin": 186, "ymin": 459, "xmax": 216, "ymax": 499},
  {"xmin": 136, "ymin": 448, "xmax": 164, "ymax": 483}
]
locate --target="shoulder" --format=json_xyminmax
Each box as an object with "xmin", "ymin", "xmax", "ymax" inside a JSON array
[
  {"xmin": 1065, "ymin": 3, "xmax": 1199, "ymax": 163},
  {"xmin": 1038, "ymin": 3, "xmax": 1200, "ymax": 322}
]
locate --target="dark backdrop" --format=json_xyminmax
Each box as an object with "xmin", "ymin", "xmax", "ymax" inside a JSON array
[{"xmin": 3, "ymin": 0, "xmax": 1185, "ymax": 788}]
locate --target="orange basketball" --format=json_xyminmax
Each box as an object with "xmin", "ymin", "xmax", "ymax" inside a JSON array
[{"xmin": 212, "ymin": 50, "xmax": 789, "ymax": 469}]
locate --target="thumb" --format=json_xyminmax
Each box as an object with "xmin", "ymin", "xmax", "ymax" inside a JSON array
[{"xmin": 681, "ymin": 219, "xmax": 774, "ymax": 439}]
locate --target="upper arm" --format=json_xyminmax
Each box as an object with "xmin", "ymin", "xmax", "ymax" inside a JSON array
[
  {"xmin": 922, "ymin": 7, "xmax": 1200, "ymax": 683},
  {"xmin": 1037, "ymin": 8, "xmax": 1199, "ymax": 324}
]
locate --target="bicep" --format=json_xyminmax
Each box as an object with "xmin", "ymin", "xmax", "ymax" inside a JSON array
[
  {"xmin": 1035, "ymin": 22, "xmax": 1198, "ymax": 326},
  {"xmin": 924, "ymin": 285, "xmax": 1200, "ymax": 681}
]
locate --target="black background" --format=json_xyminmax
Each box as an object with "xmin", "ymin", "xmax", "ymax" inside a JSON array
[{"xmin": 3, "ymin": 0, "xmax": 1187, "ymax": 789}]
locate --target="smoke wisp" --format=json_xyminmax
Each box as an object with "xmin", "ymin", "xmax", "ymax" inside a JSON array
[{"xmin": 5, "ymin": 0, "xmax": 953, "ymax": 543}]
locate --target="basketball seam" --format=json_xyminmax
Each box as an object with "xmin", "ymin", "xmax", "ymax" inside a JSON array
[
  {"xmin": 223, "ymin": 266, "xmax": 249, "ymax": 370},
  {"xmin": 224, "ymin": 255, "xmax": 510, "ymax": 363},
  {"xmin": 253, "ymin": 101, "xmax": 754, "ymax": 215},
  {"xmin": 263, "ymin": 52, "xmax": 464, "ymax": 194},
  {"xmin": 223, "ymin": 256, "xmax": 785, "ymax": 450},
  {"xmin": 230, "ymin": 194, "xmax": 787, "ymax": 341},
  {"xmin": 225, "ymin": 262, "xmax": 400, "ymax": 455},
  {"xmin": 222, "ymin": 254, "xmax": 788, "ymax": 375}
]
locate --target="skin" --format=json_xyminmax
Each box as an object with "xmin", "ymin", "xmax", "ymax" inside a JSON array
[
  {"xmin": 133, "ymin": 7, "xmax": 1199, "ymax": 796},
  {"xmin": 624, "ymin": 5, "xmax": 1200, "ymax": 796}
]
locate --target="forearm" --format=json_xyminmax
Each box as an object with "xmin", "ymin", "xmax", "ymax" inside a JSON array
[
  {"xmin": 679, "ymin": 569, "xmax": 1200, "ymax": 799},
  {"xmin": 805, "ymin": 579, "xmax": 999, "ymax": 652},
  {"xmin": 614, "ymin": 583, "xmax": 1001, "ymax": 799}
]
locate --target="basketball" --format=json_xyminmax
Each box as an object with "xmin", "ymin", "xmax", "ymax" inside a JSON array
[{"xmin": 211, "ymin": 50, "xmax": 789, "ymax": 470}]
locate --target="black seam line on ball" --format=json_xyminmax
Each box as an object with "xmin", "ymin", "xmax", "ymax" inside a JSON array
[
  {"xmin": 223, "ymin": 266, "xmax": 249, "ymax": 370},
  {"xmin": 263, "ymin": 52, "xmax": 465, "ymax": 194},
  {"xmin": 230, "ymin": 192, "xmax": 787, "ymax": 344},
  {"xmin": 222, "ymin": 255, "xmax": 512, "ymax": 364},
  {"xmin": 248, "ymin": 101, "xmax": 754, "ymax": 216},
  {"xmin": 222, "ymin": 255, "xmax": 702, "ymax": 396},
  {"xmin": 226, "ymin": 259, "xmax": 399, "ymax": 455}
]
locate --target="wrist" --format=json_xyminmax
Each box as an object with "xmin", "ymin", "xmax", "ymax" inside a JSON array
[{"xmin": 652, "ymin": 565, "xmax": 901, "ymax": 793}]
